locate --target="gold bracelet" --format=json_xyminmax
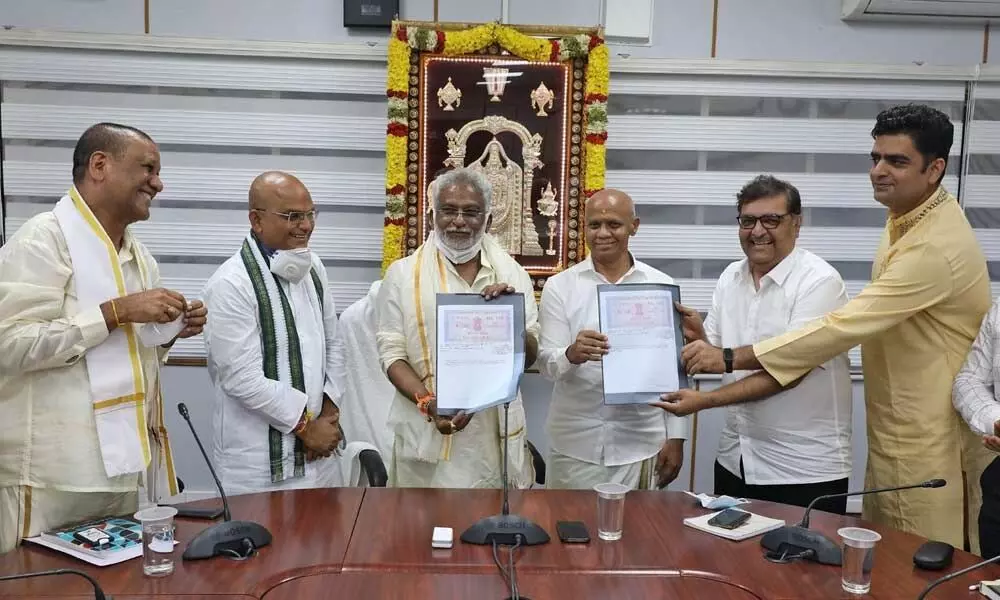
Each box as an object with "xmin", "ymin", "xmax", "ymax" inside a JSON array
[{"xmin": 110, "ymin": 299, "xmax": 121, "ymax": 327}]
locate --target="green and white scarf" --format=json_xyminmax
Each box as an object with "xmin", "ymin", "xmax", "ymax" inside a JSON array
[{"xmin": 239, "ymin": 233, "xmax": 325, "ymax": 484}]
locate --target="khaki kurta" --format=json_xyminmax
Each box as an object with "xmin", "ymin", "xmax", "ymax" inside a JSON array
[{"xmin": 754, "ymin": 187, "xmax": 994, "ymax": 549}]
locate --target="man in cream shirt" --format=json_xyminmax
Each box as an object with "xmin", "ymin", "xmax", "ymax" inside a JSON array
[
  {"xmin": 0, "ymin": 123, "xmax": 206, "ymax": 552},
  {"xmin": 376, "ymin": 168, "xmax": 537, "ymax": 488},
  {"xmin": 203, "ymin": 171, "xmax": 344, "ymax": 495},
  {"xmin": 537, "ymin": 189, "xmax": 688, "ymax": 489},
  {"xmin": 678, "ymin": 175, "xmax": 853, "ymax": 511}
]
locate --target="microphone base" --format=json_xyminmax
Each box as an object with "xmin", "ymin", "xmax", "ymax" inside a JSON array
[
  {"xmin": 181, "ymin": 520, "xmax": 273, "ymax": 561},
  {"xmin": 760, "ymin": 525, "xmax": 842, "ymax": 565},
  {"xmin": 460, "ymin": 513, "xmax": 550, "ymax": 546}
]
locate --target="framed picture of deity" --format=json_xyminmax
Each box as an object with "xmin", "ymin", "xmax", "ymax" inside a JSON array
[{"xmin": 382, "ymin": 21, "xmax": 609, "ymax": 292}]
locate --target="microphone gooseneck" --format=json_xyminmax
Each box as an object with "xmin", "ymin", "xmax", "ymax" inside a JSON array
[
  {"xmin": 175, "ymin": 402, "xmax": 272, "ymax": 560},
  {"xmin": 177, "ymin": 402, "xmax": 231, "ymax": 521},
  {"xmin": 800, "ymin": 479, "xmax": 946, "ymax": 528},
  {"xmin": 916, "ymin": 553, "xmax": 1000, "ymax": 599}
]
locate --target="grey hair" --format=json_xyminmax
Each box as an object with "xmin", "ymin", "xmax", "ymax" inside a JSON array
[{"xmin": 431, "ymin": 167, "xmax": 493, "ymax": 215}]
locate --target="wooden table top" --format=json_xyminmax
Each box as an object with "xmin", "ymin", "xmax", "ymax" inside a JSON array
[
  {"xmin": 0, "ymin": 488, "xmax": 364, "ymax": 598},
  {"xmin": 0, "ymin": 488, "xmax": 994, "ymax": 599},
  {"xmin": 262, "ymin": 572, "xmax": 766, "ymax": 600}
]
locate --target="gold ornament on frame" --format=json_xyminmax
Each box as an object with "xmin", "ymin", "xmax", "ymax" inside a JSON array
[
  {"xmin": 530, "ymin": 81, "xmax": 555, "ymax": 117},
  {"xmin": 437, "ymin": 77, "xmax": 462, "ymax": 111}
]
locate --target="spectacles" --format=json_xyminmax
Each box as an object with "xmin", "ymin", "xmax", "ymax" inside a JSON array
[
  {"xmin": 737, "ymin": 213, "xmax": 790, "ymax": 230},
  {"xmin": 437, "ymin": 206, "xmax": 485, "ymax": 221},
  {"xmin": 253, "ymin": 209, "xmax": 318, "ymax": 224}
]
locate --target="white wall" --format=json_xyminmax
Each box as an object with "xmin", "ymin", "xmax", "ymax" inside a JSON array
[
  {"xmin": 0, "ymin": 0, "xmax": 984, "ymax": 507},
  {"xmin": 0, "ymin": 0, "xmax": 987, "ymax": 63}
]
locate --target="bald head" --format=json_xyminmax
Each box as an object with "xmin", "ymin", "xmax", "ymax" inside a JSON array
[
  {"xmin": 248, "ymin": 171, "xmax": 315, "ymax": 250},
  {"xmin": 585, "ymin": 188, "xmax": 637, "ymax": 220},
  {"xmin": 584, "ymin": 188, "xmax": 639, "ymax": 264},
  {"xmin": 249, "ymin": 171, "xmax": 310, "ymax": 210}
]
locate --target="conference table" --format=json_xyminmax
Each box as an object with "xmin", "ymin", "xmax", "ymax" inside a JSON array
[{"xmin": 0, "ymin": 488, "xmax": 996, "ymax": 599}]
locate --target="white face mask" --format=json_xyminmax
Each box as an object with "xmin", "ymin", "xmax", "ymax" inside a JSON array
[
  {"xmin": 270, "ymin": 247, "xmax": 313, "ymax": 283},
  {"xmin": 433, "ymin": 230, "xmax": 483, "ymax": 264}
]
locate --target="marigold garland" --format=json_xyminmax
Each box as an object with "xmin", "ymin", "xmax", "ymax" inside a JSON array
[{"xmin": 382, "ymin": 21, "xmax": 609, "ymax": 273}]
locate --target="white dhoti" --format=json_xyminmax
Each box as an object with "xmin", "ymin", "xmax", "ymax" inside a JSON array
[{"xmin": 546, "ymin": 451, "xmax": 657, "ymax": 490}]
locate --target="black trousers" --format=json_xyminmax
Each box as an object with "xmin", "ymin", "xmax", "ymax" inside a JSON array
[
  {"xmin": 980, "ymin": 457, "xmax": 1000, "ymax": 559},
  {"xmin": 714, "ymin": 460, "xmax": 849, "ymax": 515}
]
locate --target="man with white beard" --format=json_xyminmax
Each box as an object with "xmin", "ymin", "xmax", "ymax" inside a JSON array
[{"xmin": 375, "ymin": 168, "xmax": 538, "ymax": 488}]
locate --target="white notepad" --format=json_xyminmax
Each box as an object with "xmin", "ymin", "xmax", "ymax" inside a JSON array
[{"xmin": 683, "ymin": 510, "xmax": 786, "ymax": 542}]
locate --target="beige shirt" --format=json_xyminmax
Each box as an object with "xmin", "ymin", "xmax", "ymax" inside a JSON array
[
  {"xmin": 0, "ymin": 213, "xmax": 166, "ymax": 493},
  {"xmin": 754, "ymin": 188, "xmax": 994, "ymax": 548}
]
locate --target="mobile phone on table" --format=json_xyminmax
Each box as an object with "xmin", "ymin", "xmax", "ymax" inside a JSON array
[
  {"xmin": 73, "ymin": 527, "xmax": 111, "ymax": 546},
  {"xmin": 556, "ymin": 520, "xmax": 591, "ymax": 543},
  {"xmin": 707, "ymin": 508, "xmax": 751, "ymax": 530}
]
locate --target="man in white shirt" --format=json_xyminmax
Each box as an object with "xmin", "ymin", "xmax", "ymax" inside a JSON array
[
  {"xmin": 537, "ymin": 189, "xmax": 689, "ymax": 490},
  {"xmin": 674, "ymin": 175, "xmax": 853, "ymax": 511},
  {"xmin": 0, "ymin": 123, "xmax": 206, "ymax": 553},
  {"xmin": 376, "ymin": 168, "xmax": 537, "ymax": 488},
  {"xmin": 953, "ymin": 297, "xmax": 1000, "ymax": 558},
  {"xmin": 331, "ymin": 280, "xmax": 394, "ymax": 461},
  {"xmin": 203, "ymin": 171, "xmax": 344, "ymax": 496}
]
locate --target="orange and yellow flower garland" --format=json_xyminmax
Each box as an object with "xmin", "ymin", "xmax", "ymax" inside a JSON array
[{"xmin": 382, "ymin": 22, "xmax": 608, "ymax": 274}]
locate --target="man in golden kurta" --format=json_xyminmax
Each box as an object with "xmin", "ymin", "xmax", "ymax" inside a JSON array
[{"xmin": 656, "ymin": 104, "xmax": 994, "ymax": 551}]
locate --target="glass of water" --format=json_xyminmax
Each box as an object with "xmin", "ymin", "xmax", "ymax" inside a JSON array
[
  {"xmin": 594, "ymin": 482, "xmax": 629, "ymax": 541},
  {"xmin": 134, "ymin": 506, "xmax": 178, "ymax": 577},
  {"xmin": 838, "ymin": 526, "xmax": 882, "ymax": 594}
]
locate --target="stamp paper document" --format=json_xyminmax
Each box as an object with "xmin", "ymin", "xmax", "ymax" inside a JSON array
[
  {"xmin": 435, "ymin": 293, "xmax": 526, "ymax": 414},
  {"xmin": 597, "ymin": 283, "xmax": 688, "ymax": 404}
]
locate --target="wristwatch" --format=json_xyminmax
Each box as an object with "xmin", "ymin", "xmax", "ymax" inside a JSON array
[{"xmin": 723, "ymin": 348, "xmax": 734, "ymax": 374}]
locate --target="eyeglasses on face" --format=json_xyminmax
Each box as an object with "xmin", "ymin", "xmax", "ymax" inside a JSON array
[
  {"xmin": 253, "ymin": 209, "xmax": 318, "ymax": 224},
  {"xmin": 437, "ymin": 206, "xmax": 485, "ymax": 221},
  {"xmin": 737, "ymin": 213, "xmax": 789, "ymax": 230}
]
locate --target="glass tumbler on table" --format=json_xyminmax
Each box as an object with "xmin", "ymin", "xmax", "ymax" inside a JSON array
[
  {"xmin": 134, "ymin": 506, "xmax": 178, "ymax": 577},
  {"xmin": 838, "ymin": 526, "xmax": 882, "ymax": 595},
  {"xmin": 594, "ymin": 482, "xmax": 630, "ymax": 541}
]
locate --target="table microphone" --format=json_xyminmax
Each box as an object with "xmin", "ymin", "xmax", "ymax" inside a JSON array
[
  {"xmin": 176, "ymin": 402, "xmax": 272, "ymax": 560},
  {"xmin": 916, "ymin": 553, "xmax": 1000, "ymax": 599},
  {"xmin": 0, "ymin": 568, "xmax": 110, "ymax": 599},
  {"xmin": 760, "ymin": 478, "xmax": 946, "ymax": 565},
  {"xmin": 461, "ymin": 401, "xmax": 549, "ymax": 546}
]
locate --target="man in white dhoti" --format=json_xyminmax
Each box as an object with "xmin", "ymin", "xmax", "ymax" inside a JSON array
[
  {"xmin": 538, "ymin": 189, "xmax": 689, "ymax": 490},
  {"xmin": 0, "ymin": 123, "xmax": 207, "ymax": 553},
  {"xmin": 203, "ymin": 171, "xmax": 344, "ymax": 496},
  {"xmin": 376, "ymin": 168, "xmax": 538, "ymax": 488},
  {"xmin": 331, "ymin": 281, "xmax": 394, "ymax": 461}
]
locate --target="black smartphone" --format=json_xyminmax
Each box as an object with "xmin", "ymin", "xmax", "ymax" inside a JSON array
[
  {"xmin": 707, "ymin": 508, "xmax": 751, "ymax": 530},
  {"xmin": 556, "ymin": 520, "xmax": 591, "ymax": 543}
]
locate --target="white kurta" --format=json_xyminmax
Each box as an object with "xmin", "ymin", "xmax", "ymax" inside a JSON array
[
  {"xmin": 376, "ymin": 237, "xmax": 538, "ymax": 489},
  {"xmin": 203, "ymin": 249, "xmax": 341, "ymax": 495},
  {"xmin": 537, "ymin": 255, "xmax": 689, "ymax": 481},
  {"xmin": 330, "ymin": 281, "xmax": 395, "ymax": 461}
]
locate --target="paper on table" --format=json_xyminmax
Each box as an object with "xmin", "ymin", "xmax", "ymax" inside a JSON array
[
  {"xmin": 435, "ymin": 303, "xmax": 523, "ymax": 413},
  {"xmin": 599, "ymin": 287, "xmax": 679, "ymax": 402}
]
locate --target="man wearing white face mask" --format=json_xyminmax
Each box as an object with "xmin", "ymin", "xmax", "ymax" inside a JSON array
[
  {"xmin": 203, "ymin": 171, "xmax": 344, "ymax": 495},
  {"xmin": 376, "ymin": 167, "xmax": 539, "ymax": 488}
]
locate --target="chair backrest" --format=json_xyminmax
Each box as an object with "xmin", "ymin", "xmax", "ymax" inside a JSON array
[
  {"xmin": 358, "ymin": 448, "xmax": 388, "ymax": 487},
  {"xmin": 527, "ymin": 441, "xmax": 545, "ymax": 486}
]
